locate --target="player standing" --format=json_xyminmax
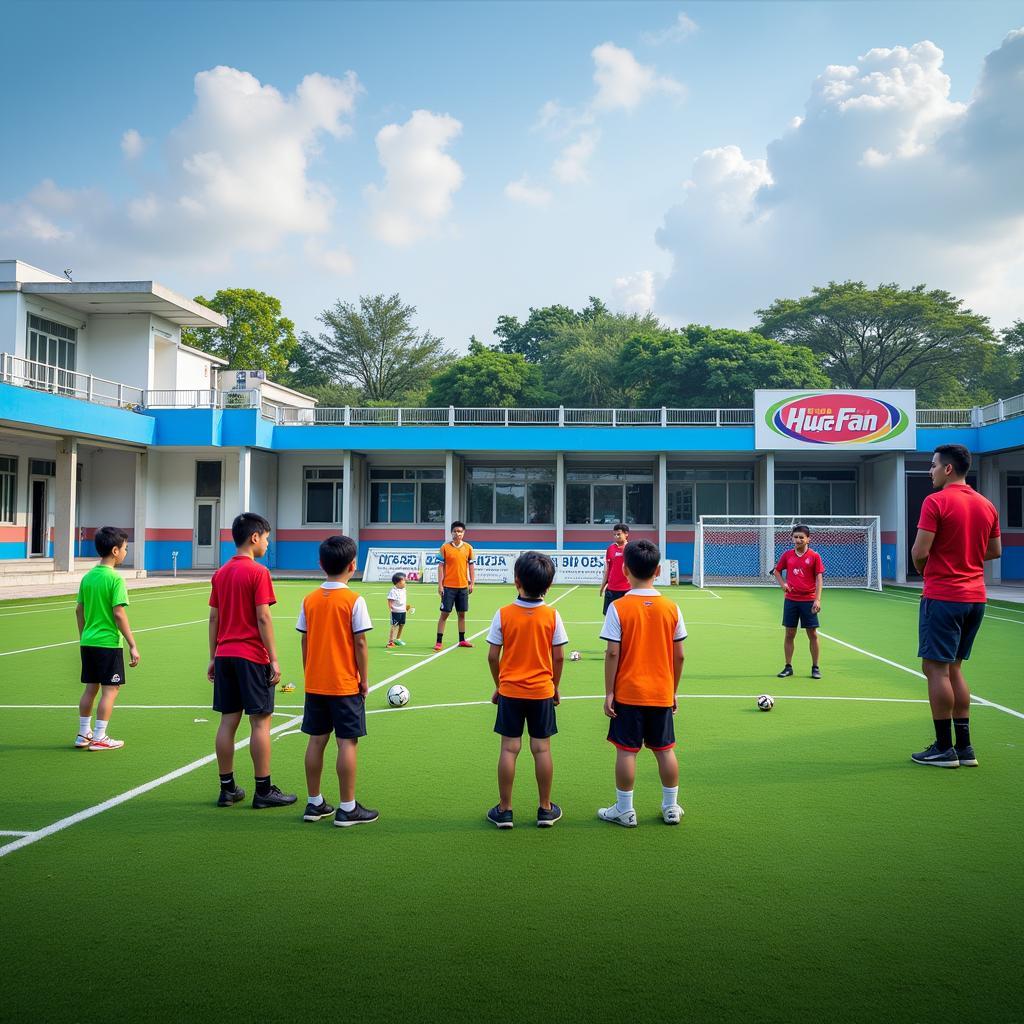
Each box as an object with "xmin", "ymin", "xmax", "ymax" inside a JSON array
[
  {"xmin": 434, "ymin": 521, "xmax": 475, "ymax": 651},
  {"xmin": 773, "ymin": 524, "xmax": 824, "ymax": 679},
  {"xmin": 599, "ymin": 523, "xmax": 630, "ymax": 614}
]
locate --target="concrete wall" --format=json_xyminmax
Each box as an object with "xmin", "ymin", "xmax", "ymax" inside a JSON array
[
  {"xmin": 86, "ymin": 314, "xmax": 152, "ymax": 391},
  {"xmin": 77, "ymin": 447, "xmax": 136, "ymax": 561},
  {"xmin": 0, "ymin": 433, "xmax": 58, "ymax": 559},
  {"xmin": 176, "ymin": 347, "xmax": 215, "ymax": 392}
]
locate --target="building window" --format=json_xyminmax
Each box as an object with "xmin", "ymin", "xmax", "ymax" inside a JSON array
[
  {"xmin": 27, "ymin": 314, "xmax": 77, "ymax": 392},
  {"xmin": 565, "ymin": 467, "xmax": 654, "ymax": 525},
  {"xmin": 30, "ymin": 459, "xmax": 56, "ymax": 477},
  {"xmin": 775, "ymin": 469, "xmax": 857, "ymax": 517},
  {"xmin": 0, "ymin": 457, "xmax": 15, "ymax": 524},
  {"xmin": 195, "ymin": 461, "xmax": 222, "ymax": 498},
  {"xmin": 368, "ymin": 468, "xmax": 445, "ymax": 524},
  {"xmin": 667, "ymin": 469, "xmax": 754, "ymax": 524},
  {"xmin": 304, "ymin": 467, "xmax": 344, "ymax": 525},
  {"xmin": 466, "ymin": 466, "xmax": 555, "ymax": 525},
  {"xmin": 1008, "ymin": 473, "xmax": 1024, "ymax": 529}
]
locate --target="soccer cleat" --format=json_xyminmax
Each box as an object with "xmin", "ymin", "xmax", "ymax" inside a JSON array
[
  {"xmin": 252, "ymin": 785, "xmax": 298, "ymax": 809},
  {"xmin": 910, "ymin": 743, "xmax": 960, "ymax": 768},
  {"xmin": 88, "ymin": 736, "xmax": 124, "ymax": 751},
  {"xmin": 386, "ymin": 641, "xmax": 396, "ymax": 649},
  {"xmin": 662, "ymin": 803, "xmax": 685, "ymax": 825},
  {"xmin": 955, "ymin": 745, "xmax": 979, "ymax": 767},
  {"xmin": 74, "ymin": 731, "xmax": 93, "ymax": 749},
  {"xmin": 457, "ymin": 640, "xmax": 474, "ymax": 648},
  {"xmin": 487, "ymin": 805, "xmax": 514, "ymax": 829},
  {"xmin": 536, "ymin": 803, "xmax": 562, "ymax": 828},
  {"xmin": 777, "ymin": 665, "xmax": 794, "ymax": 678},
  {"xmin": 811, "ymin": 665, "xmax": 822, "ymax": 679},
  {"xmin": 598, "ymin": 805, "xmax": 638, "ymax": 828},
  {"xmin": 334, "ymin": 802, "xmax": 379, "ymax": 827},
  {"xmin": 217, "ymin": 786, "xmax": 245, "ymax": 807},
  {"xmin": 302, "ymin": 799, "xmax": 336, "ymax": 822},
  {"xmin": 433, "ymin": 642, "xmax": 443, "ymax": 652},
  {"xmin": 395, "ymin": 640, "xmax": 406, "ymax": 647}
]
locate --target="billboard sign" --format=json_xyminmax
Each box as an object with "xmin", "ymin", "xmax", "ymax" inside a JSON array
[{"xmin": 755, "ymin": 390, "xmax": 915, "ymax": 450}]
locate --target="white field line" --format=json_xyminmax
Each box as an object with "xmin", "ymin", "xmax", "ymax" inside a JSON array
[
  {"xmin": 0, "ymin": 830, "xmax": 32, "ymax": 836},
  {"xmin": 0, "ymin": 586, "xmax": 214, "ymax": 618},
  {"xmin": 0, "ymin": 618, "xmax": 208, "ymax": 657},
  {"xmin": 879, "ymin": 589, "xmax": 1024, "ymax": 625}
]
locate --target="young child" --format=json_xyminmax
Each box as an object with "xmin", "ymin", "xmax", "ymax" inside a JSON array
[
  {"xmin": 297, "ymin": 535, "xmax": 378, "ymax": 827},
  {"xmin": 75, "ymin": 526, "xmax": 140, "ymax": 751},
  {"xmin": 485, "ymin": 551, "xmax": 568, "ymax": 829},
  {"xmin": 772, "ymin": 524, "xmax": 825, "ymax": 679},
  {"xmin": 435, "ymin": 521, "xmax": 475, "ymax": 651},
  {"xmin": 207, "ymin": 512, "xmax": 296, "ymax": 810},
  {"xmin": 386, "ymin": 572, "xmax": 413, "ymax": 648},
  {"xmin": 600, "ymin": 523, "xmax": 630, "ymax": 614},
  {"xmin": 598, "ymin": 539, "xmax": 686, "ymax": 828}
]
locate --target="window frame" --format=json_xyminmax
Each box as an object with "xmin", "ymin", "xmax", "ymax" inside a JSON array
[
  {"xmin": 773, "ymin": 468, "xmax": 858, "ymax": 517},
  {"xmin": 0, "ymin": 456, "xmax": 16, "ymax": 524},
  {"xmin": 367, "ymin": 467, "xmax": 446, "ymax": 525},
  {"xmin": 1007, "ymin": 473, "xmax": 1024, "ymax": 530},
  {"xmin": 303, "ymin": 466, "xmax": 345, "ymax": 526},
  {"xmin": 666, "ymin": 468, "xmax": 754, "ymax": 525},
  {"xmin": 564, "ymin": 466, "xmax": 655, "ymax": 527},
  {"xmin": 464, "ymin": 465, "xmax": 556, "ymax": 526}
]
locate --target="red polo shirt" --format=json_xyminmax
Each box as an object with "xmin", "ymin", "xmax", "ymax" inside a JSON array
[
  {"xmin": 774, "ymin": 548, "xmax": 824, "ymax": 601},
  {"xmin": 606, "ymin": 543, "xmax": 629, "ymax": 591},
  {"xmin": 209, "ymin": 555, "xmax": 277, "ymax": 663}
]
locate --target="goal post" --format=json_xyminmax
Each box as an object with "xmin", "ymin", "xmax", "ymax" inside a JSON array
[{"xmin": 696, "ymin": 515, "xmax": 882, "ymax": 591}]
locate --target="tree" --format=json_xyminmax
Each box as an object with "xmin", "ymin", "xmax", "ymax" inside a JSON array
[
  {"xmin": 302, "ymin": 294, "xmax": 453, "ymax": 403},
  {"xmin": 1000, "ymin": 320, "xmax": 1024, "ymax": 395},
  {"xmin": 182, "ymin": 288, "xmax": 298, "ymax": 381},
  {"xmin": 754, "ymin": 282, "xmax": 1000, "ymax": 404},
  {"xmin": 426, "ymin": 339, "xmax": 550, "ymax": 407}
]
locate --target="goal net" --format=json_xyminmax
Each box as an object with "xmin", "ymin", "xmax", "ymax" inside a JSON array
[{"xmin": 696, "ymin": 515, "xmax": 882, "ymax": 591}]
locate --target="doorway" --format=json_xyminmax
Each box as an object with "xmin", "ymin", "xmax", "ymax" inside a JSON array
[
  {"xmin": 29, "ymin": 478, "xmax": 48, "ymax": 556},
  {"xmin": 193, "ymin": 500, "xmax": 219, "ymax": 569},
  {"xmin": 905, "ymin": 471, "xmax": 977, "ymax": 578}
]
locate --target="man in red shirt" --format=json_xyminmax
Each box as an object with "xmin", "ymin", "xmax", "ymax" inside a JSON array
[
  {"xmin": 600, "ymin": 523, "xmax": 631, "ymax": 615},
  {"xmin": 207, "ymin": 512, "xmax": 296, "ymax": 809},
  {"xmin": 910, "ymin": 444, "xmax": 1001, "ymax": 768},
  {"xmin": 772, "ymin": 524, "xmax": 825, "ymax": 679}
]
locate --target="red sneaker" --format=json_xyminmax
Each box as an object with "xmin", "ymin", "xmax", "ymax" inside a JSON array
[
  {"xmin": 433, "ymin": 642, "xmax": 443, "ymax": 652},
  {"xmin": 458, "ymin": 640, "xmax": 474, "ymax": 649}
]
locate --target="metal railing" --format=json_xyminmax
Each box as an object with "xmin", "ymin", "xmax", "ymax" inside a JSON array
[
  {"xmin": 143, "ymin": 389, "xmax": 260, "ymax": 410},
  {"xmin": 0, "ymin": 353, "xmax": 145, "ymax": 408}
]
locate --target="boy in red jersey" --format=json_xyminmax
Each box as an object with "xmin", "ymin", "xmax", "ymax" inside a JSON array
[
  {"xmin": 772, "ymin": 524, "xmax": 825, "ymax": 679},
  {"xmin": 598, "ymin": 539, "xmax": 686, "ymax": 827},
  {"xmin": 910, "ymin": 444, "xmax": 1001, "ymax": 768},
  {"xmin": 599, "ymin": 523, "xmax": 630, "ymax": 614},
  {"xmin": 207, "ymin": 512, "xmax": 296, "ymax": 809}
]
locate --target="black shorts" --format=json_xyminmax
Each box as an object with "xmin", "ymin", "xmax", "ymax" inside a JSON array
[
  {"xmin": 494, "ymin": 695, "xmax": 558, "ymax": 739},
  {"xmin": 918, "ymin": 598, "xmax": 986, "ymax": 664},
  {"xmin": 80, "ymin": 646, "xmax": 126, "ymax": 687},
  {"xmin": 302, "ymin": 693, "xmax": 366, "ymax": 740},
  {"xmin": 603, "ymin": 589, "xmax": 629, "ymax": 614},
  {"xmin": 782, "ymin": 599, "xmax": 819, "ymax": 629},
  {"xmin": 607, "ymin": 702, "xmax": 675, "ymax": 752},
  {"xmin": 440, "ymin": 587, "xmax": 469, "ymax": 614},
  {"xmin": 390, "ymin": 611, "xmax": 407, "ymax": 626},
  {"xmin": 212, "ymin": 656, "xmax": 276, "ymax": 716}
]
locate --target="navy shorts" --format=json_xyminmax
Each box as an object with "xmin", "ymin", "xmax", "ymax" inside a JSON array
[
  {"xmin": 301, "ymin": 693, "xmax": 367, "ymax": 740},
  {"xmin": 440, "ymin": 587, "xmax": 469, "ymax": 614},
  {"xmin": 80, "ymin": 646, "xmax": 126, "ymax": 687},
  {"xmin": 602, "ymin": 588, "xmax": 629, "ymax": 615},
  {"xmin": 494, "ymin": 695, "xmax": 558, "ymax": 739},
  {"xmin": 212, "ymin": 656, "xmax": 276, "ymax": 716},
  {"xmin": 782, "ymin": 599, "xmax": 819, "ymax": 629},
  {"xmin": 607, "ymin": 702, "xmax": 675, "ymax": 752},
  {"xmin": 390, "ymin": 611, "xmax": 407, "ymax": 626},
  {"xmin": 918, "ymin": 598, "xmax": 986, "ymax": 664}
]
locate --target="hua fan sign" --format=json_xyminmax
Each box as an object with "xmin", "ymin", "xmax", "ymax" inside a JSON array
[{"xmin": 754, "ymin": 390, "xmax": 916, "ymax": 450}]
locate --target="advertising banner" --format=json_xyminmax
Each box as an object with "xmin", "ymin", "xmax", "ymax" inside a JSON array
[
  {"xmin": 363, "ymin": 548, "xmax": 424, "ymax": 582},
  {"xmin": 422, "ymin": 549, "xmax": 519, "ymax": 585}
]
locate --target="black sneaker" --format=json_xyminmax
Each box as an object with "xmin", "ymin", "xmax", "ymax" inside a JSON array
[
  {"xmin": 811, "ymin": 665, "xmax": 822, "ymax": 680},
  {"xmin": 537, "ymin": 803, "xmax": 562, "ymax": 828},
  {"xmin": 334, "ymin": 802, "xmax": 379, "ymax": 827},
  {"xmin": 910, "ymin": 743, "xmax": 959, "ymax": 768},
  {"xmin": 955, "ymin": 744, "xmax": 979, "ymax": 767},
  {"xmin": 302, "ymin": 799, "xmax": 336, "ymax": 822},
  {"xmin": 252, "ymin": 785, "xmax": 299, "ymax": 809},
  {"xmin": 487, "ymin": 805, "xmax": 514, "ymax": 829},
  {"xmin": 777, "ymin": 665, "xmax": 794, "ymax": 678},
  {"xmin": 217, "ymin": 786, "xmax": 245, "ymax": 807}
]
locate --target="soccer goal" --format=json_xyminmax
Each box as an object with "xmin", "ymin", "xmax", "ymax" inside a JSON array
[{"xmin": 695, "ymin": 515, "xmax": 883, "ymax": 591}]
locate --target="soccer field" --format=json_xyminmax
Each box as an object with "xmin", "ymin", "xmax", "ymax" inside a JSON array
[{"xmin": 1, "ymin": 581, "xmax": 1022, "ymax": 1023}]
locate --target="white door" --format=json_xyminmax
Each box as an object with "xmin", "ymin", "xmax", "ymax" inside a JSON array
[{"xmin": 193, "ymin": 500, "xmax": 219, "ymax": 569}]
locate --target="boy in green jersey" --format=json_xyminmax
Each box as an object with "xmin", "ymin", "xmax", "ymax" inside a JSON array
[{"xmin": 75, "ymin": 527, "xmax": 140, "ymax": 750}]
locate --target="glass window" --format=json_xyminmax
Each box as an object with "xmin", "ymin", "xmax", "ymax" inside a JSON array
[
  {"xmin": 1008, "ymin": 474, "xmax": 1024, "ymax": 529},
  {"xmin": 528, "ymin": 482, "xmax": 553, "ymax": 524},
  {"xmin": 465, "ymin": 465, "xmax": 554, "ymax": 524},
  {"xmin": 195, "ymin": 461, "xmax": 222, "ymax": 498},
  {"xmin": 0, "ymin": 456, "xmax": 15, "ymax": 524},
  {"xmin": 775, "ymin": 482, "xmax": 799, "ymax": 517},
  {"xmin": 197, "ymin": 504, "xmax": 213, "ymax": 546},
  {"xmin": 729, "ymin": 481, "xmax": 754, "ymax": 515},
  {"xmin": 566, "ymin": 483, "xmax": 591, "ymax": 524},
  {"xmin": 668, "ymin": 468, "xmax": 752, "ymax": 524},
  {"xmin": 666, "ymin": 481, "xmax": 692, "ymax": 524},
  {"xmin": 30, "ymin": 460, "xmax": 56, "ymax": 477},
  {"xmin": 774, "ymin": 469, "xmax": 858, "ymax": 516},
  {"xmin": 593, "ymin": 485, "xmax": 622, "ymax": 524},
  {"xmin": 368, "ymin": 467, "xmax": 446, "ymax": 523},
  {"xmin": 496, "ymin": 484, "xmax": 526, "ymax": 524},
  {"xmin": 697, "ymin": 482, "xmax": 728, "ymax": 517},
  {"xmin": 370, "ymin": 482, "xmax": 389, "ymax": 523},
  {"xmin": 468, "ymin": 482, "xmax": 494, "ymax": 524},
  {"xmin": 304, "ymin": 467, "xmax": 343, "ymax": 525},
  {"xmin": 831, "ymin": 481, "xmax": 857, "ymax": 515},
  {"xmin": 420, "ymin": 482, "xmax": 445, "ymax": 523},
  {"xmin": 626, "ymin": 484, "xmax": 653, "ymax": 524},
  {"xmin": 799, "ymin": 482, "xmax": 830, "ymax": 516},
  {"xmin": 566, "ymin": 467, "xmax": 654, "ymax": 526}
]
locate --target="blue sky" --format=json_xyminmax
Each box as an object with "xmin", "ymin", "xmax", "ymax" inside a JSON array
[{"xmin": 2, "ymin": 1, "xmax": 1022, "ymax": 352}]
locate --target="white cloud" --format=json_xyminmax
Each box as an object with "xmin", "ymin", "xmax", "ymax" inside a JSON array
[
  {"xmin": 552, "ymin": 132, "xmax": 599, "ymax": 184},
  {"xmin": 614, "ymin": 270, "xmax": 656, "ymax": 313},
  {"xmin": 591, "ymin": 42, "xmax": 685, "ymax": 112},
  {"xmin": 504, "ymin": 176, "xmax": 553, "ymax": 207},
  {"xmin": 642, "ymin": 11, "xmax": 698, "ymax": 46},
  {"xmin": 304, "ymin": 238, "xmax": 355, "ymax": 275},
  {"xmin": 121, "ymin": 129, "xmax": 145, "ymax": 159},
  {"xmin": 365, "ymin": 109, "xmax": 464, "ymax": 246}
]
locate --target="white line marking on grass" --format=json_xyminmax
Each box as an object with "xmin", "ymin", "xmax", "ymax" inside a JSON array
[
  {"xmin": 0, "ymin": 586, "xmax": 213, "ymax": 617},
  {"xmin": 0, "ymin": 618, "xmax": 208, "ymax": 657},
  {"xmin": 879, "ymin": 590, "xmax": 1024, "ymax": 625},
  {"xmin": 0, "ymin": 830, "xmax": 33, "ymax": 837}
]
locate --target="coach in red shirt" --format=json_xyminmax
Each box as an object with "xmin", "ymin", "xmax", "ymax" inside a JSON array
[{"xmin": 910, "ymin": 444, "xmax": 1001, "ymax": 769}]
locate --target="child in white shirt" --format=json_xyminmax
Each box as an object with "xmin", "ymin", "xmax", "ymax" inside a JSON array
[{"xmin": 386, "ymin": 573, "xmax": 414, "ymax": 648}]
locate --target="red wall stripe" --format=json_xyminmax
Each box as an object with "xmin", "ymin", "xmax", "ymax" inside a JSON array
[
  {"xmin": 0, "ymin": 526, "xmax": 27, "ymax": 542},
  {"xmin": 881, "ymin": 531, "xmax": 897, "ymax": 544},
  {"xmin": 146, "ymin": 529, "xmax": 192, "ymax": 541},
  {"xmin": 563, "ymin": 529, "xmax": 657, "ymax": 543}
]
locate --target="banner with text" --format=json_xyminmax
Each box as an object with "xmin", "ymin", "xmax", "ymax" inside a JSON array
[
  {"xmin": 422, "ymin": 549, "xmax": 520, "ymax": 585},
  {"xmin": 549, "ymin": 551, "xmax": 675, "ymax": 587},
  {"xmin": 363, "ymin": 548, "xmax": 424, "ymax": 583}
]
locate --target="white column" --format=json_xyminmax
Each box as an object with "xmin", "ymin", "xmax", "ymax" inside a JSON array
[
  {"xmin": 444, "ymin": 451, "xmax": 455, "ymax": 533},
  {"xmin": 980, "ymin": 456, "xmax": 1001, "ymax": 584},
  {"xmin": 238, "ymin": 447, "xmax": 252, "ymax": 512},
  {"xmin": 555, "ymin": 452, "xmax": 565, "ymax": 549},
  {"xmin": 133, "ymin": 451, "xmax": 147, "ymax": 572},
  {"xmin": 657, "ymin": 452, "xmax": 667, "ymax": 558},
  {"xmin": 54, "ymin": 436, "xmax": 78, "ymax": 572},
  {"xmin": 895, "ymin": 452, "xmax": 907, "ymax": 585},
  {"xmin": 342, "ymin": 450, "xmax": 353, "ymax": 537},
  {"xmin": 761, "ymin": 451, "xmax": 776, "ymax": 578}
]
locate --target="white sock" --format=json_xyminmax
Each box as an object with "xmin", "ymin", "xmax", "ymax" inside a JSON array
[
  {"xmin": 615, "ymin": 789, "xmax": 633, "ymax": 814},
  {"xmin": 340, "ymin": 799, "xmax": 356, "ymax": 812},
  {"xmin": 662, "ymin": 785, "xmax": 679, "ymax": 809},
  {"xmin": 94, "ymin": 719, "xmax": 108, "ymax": 740},
  {"xmin": 308, "ymin": 794, "xmax": 324, "ymax": 806},
  {"xmin": 79, "ymin": 716, "xmax": 92, "ymax": 735}
]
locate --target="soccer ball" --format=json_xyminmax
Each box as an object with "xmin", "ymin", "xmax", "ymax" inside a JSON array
[
  {"xmin": 387, "ymin": 684, "xmax": 410, "ymax": 708},
  {"xmin": 757, "ymin": 694, "xmax": 774, "ymax": 712},
  {"xmin": 569, "ymin": 651, "xmax": 582, "ymax": 662}
]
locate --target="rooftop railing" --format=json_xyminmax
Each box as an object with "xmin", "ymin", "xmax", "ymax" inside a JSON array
[{"xmin": 0, "ymin": 353, "xmax": 145, "ymax": 409}]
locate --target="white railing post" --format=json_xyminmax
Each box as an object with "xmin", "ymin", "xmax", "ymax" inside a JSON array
[
  {"xmin": 87, "ymin": 375, "xmax": 94, "ymax": 403},
  {"xmin": 716, "ymin": 409, "xmax": 721, "ymax": 426},
  {"xmin": 117, "ymin": 383, "xmax": 123, "ymax": 406},
  {"xmin": 344, "ymin": 405, "xmax": 351, "ymax": 427},
  {"xmin": 558, "ymin": 405, "xmax": 565, "ymax": 427},
  {"xmin": 661, "ymin": 406, "xmax": 667, "ymax": 427},
  {"xmin": 504, "ymin": 408, "xmax": 509, "ymax": 427},
  {"xmin": 998, "ymin": 399, "xmax": 1005, "ymax": 422},
  {"xmin": 612, "ymin": 409, "xmax": 617, "ymax": 427},
  {"xmin": 448, "ymin": 405, "xmax": 455, "ymax": 426},
  {"xmin": 397, "ymin": 408, "xmax": 403, "ymax": 427}
]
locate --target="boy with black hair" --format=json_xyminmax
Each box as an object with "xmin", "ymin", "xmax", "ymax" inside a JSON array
[
  {"xmin": 75, "ymin": 526, "xmax": 140, "ymax": 751},
  {"xmin": 386, "ymin": 572, "xmax": 412, "ymax": 648},
  {"xmin": 298, "ymin": 535, "xmax": 378, "ymax": 826},
  {"xmin": 435, "ymin": 521, "xmax": 475, "ymax": 651},
  {"xmin": 600, "ymin": 523, "xmax": 630, "ymax": 614},
  {"xmin": 772, "ymin": 524, "xmax": 825, "ymax": 679},
  {"xmin": 486, "ymin": 551, "xmax": 568, "ymax": 829},
  {"xmin": 599, "ymin": 539, "xmax": 686, "ymax": 827},
  {"xmin": 208, "ymin": 511, "xmax": 296, "ymax": 809}
]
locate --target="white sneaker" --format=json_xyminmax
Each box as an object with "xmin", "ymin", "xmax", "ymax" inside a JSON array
[
  {"xmin": 662, "ymin": 803, "xmax": 685, "ymax": 825},
  {"xmin": 74, "ymin": 731, "xmax": 93, "ymax": 749},
  {"xmin": 89, "ymin": 736, "xmax": 125, "ymax": 751},
  {"xmin": 597, "ymin": 805, "xmax": 637, "ymax": 828}
]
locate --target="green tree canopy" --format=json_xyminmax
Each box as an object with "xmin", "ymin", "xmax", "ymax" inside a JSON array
[
  {"xmin": 1000, "ymin": 320, "xmax": 1024, "ymax": 396},
  {"xmin": 426, "ymin": 339, "xmax": 550, "ymax": 407},
  {"xmin": 182, "ymin": 288, "xmax": 298, "ymax": 381},
  {"xmin": 494, "ymin": 297, "xmax": 609, "ymax": 364}
]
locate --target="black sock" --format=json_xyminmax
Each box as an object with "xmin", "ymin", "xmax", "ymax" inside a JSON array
[
  {"xmin": 933, "ymin": 718, "xmax": 953, "ymax": 750},
  {"xmin": 953, "ymin": 717, "xmax": 971, "ymax": 750},
  {"xmin": 459, "ymin": 631, "xmax": 466, "ymax": 642},
  {"xmin": 219, "ymin": 772, "xmax": 235, "ymax": 793},
  {"xmin": 255, "ymin": 775, "xmax": 272, "ymax": 797},
  {"xmin": 436, "ymin": 632, "xmax": 443, "ymax": 645}
]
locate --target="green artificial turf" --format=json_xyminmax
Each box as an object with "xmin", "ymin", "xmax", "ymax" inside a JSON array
[{"xmin": 1, "ymin": 581, "xmax": 1022, "ymax": 1023}]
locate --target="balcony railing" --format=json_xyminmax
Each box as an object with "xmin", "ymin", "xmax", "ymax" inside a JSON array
[
  {"xmin": 0, "ymin": 353, "xmax": 145, "ymax": 408},
  {"xmin": 144, "ymin": 389, "xmax": 260, "ymax": 410}
]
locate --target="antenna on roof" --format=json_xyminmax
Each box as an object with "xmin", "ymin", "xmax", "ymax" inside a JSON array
[{"xmin": 63, "ymin": 269, "xmax": 73, "ymax": 281}]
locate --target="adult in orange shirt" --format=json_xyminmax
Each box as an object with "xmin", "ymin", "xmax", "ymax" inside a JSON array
[
  {"xmin": 910, "ymin": 444, "xmax": 1001, "ymax": 769},
  {"xmin": 598, "ymin": 539, "xmax": 686, "ymax": 827},
  {"xmin": 434, "ymin": 521, "xmax": 476, "ymax": 651},
  {"xmin": 485, "ymin": 551, "xmax": 569, "ymax": 829},
  {"xmin": 296, "ymin": 535, "xmax": 379, "ymax": 826}
]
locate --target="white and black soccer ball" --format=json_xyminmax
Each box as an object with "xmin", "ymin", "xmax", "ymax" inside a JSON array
[
  {"xmin": 757, "ymin": 694, "xmax": 774, "ymax": 712},
  {"xmin": 569, "ymin": 650, "xmax": 582, "ymax": 662},
  {"xmin": 387, "ymin": 684, "xmax": 410, "ymax": 708}
]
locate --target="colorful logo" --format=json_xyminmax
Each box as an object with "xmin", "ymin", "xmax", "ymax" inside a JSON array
[{"xmin": 765, "ymin": 392, "xmax": 910, "ymax": 446}]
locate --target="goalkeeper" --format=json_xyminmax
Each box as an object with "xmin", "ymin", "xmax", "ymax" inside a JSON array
[{"xmin": 772, "ymin": 524, "xmax": 824, "ymax": 680}]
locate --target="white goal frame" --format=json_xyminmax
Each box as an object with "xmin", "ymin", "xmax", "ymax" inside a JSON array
[{"xmin": 695, "ymin": 515, "xmax": 883, "ymax": 591}]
